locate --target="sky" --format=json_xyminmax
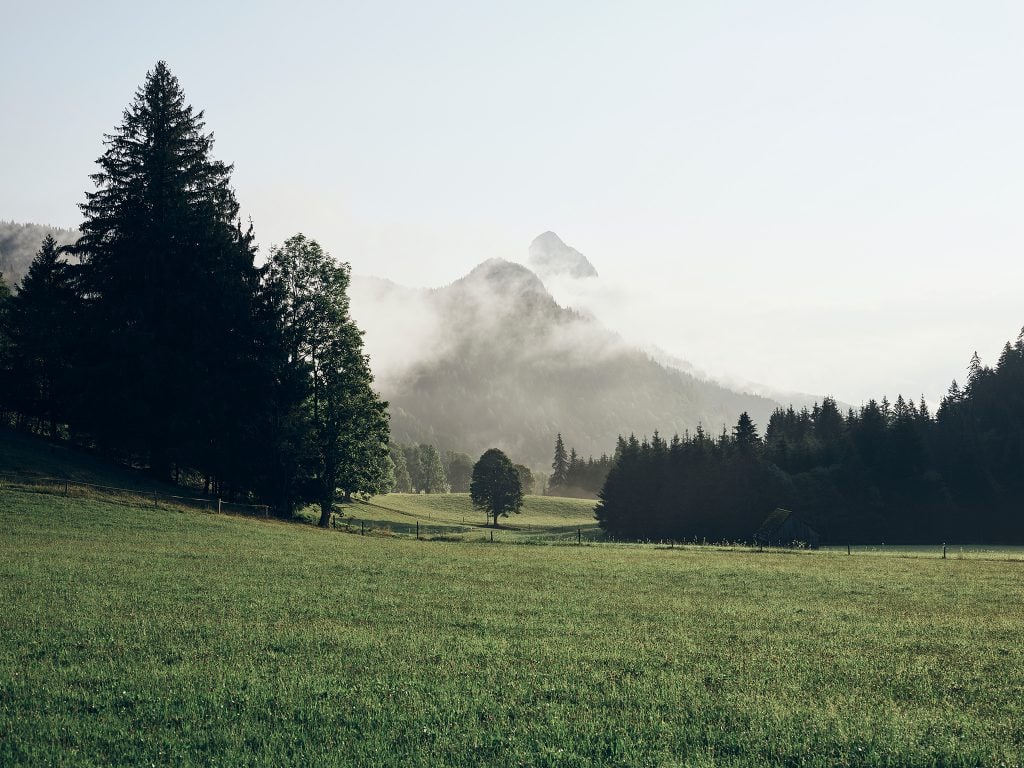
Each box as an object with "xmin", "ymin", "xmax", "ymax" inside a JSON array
[{"xmin": 3, "ymin": 1, "xmax": 1023, "ymax": 406}]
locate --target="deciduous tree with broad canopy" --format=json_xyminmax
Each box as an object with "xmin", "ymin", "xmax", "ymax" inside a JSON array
[
  {"xmin": 264, "ymin": 233, "xmax": 390, "ymax": 526},
  {"xmin": 470, "ymin": 448, "xmax": 523, "ymax": 527}
]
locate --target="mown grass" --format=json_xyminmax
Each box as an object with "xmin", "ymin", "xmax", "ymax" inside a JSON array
[
  {"xmin": 312, "ymin": 493, "xmax": 599, "ymax": 543},
  {"xmin": 2, "ymin": 488, "xmax": 1023, "ymax": 766}
]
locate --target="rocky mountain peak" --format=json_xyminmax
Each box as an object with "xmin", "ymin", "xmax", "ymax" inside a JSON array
[{"xmin": 528, "ymin": 231, "xmax": 598, "ymax": 279}]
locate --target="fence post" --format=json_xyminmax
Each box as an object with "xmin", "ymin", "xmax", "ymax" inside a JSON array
[
  {"xmin": 153, "ymin": 492, "xmax": 158, "ymax": 508},
  {"xmin": 361, "ymin": 521, "xmax": 365, "ymax": 536},
  {"xmin": 490, "ymin": 530, "xmax": 493, "ymax": 543},
  {"xmin": 416, "ymin": 521, "xmax": 420, "ymax": 540},
  {"xmin": 217, "ymin": 498, "xmax": 222, "ymax": 515},
  {"xmin": 847, "ymin": 543, "xmax": 851, "ymax": 556},
  {"xmin": 64, "ymin": 481, "xmax": 69, "ymax": 497},
  {"xmin": 577, "ymin": 528, "xmax": 581, "ymax": 546},
  {"xmin": 943, "ymin": 544, "xmax": 947, "ymax": 559}
]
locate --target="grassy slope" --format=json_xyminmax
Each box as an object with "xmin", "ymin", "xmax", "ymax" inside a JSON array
[
  {"xmin": 0, "ymin": 428, "xmax": 192, "ymax": 494},
  {"xmin": 2, "ymin": 489, "xmax": 1023, "ymax": 767}
]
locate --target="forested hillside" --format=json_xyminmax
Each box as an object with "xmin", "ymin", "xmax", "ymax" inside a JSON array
[{"xmin": 355, "ymin": 258, "xmax": 780, "ymax": 468}]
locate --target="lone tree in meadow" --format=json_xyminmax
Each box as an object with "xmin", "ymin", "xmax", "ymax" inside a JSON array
[{"xmin": 470, "ymin": 448, "xmax": 523, "ymax": 527}]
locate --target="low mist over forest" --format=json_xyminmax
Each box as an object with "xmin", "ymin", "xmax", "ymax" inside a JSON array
[{"xmin": 350, "ymin": 233, "xmax": 782, "ymax": 468}]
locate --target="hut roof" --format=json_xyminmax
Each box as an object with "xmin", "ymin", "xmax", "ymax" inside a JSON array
[{"xmin": 754, "ymin": 508, "xmax": 819, "ymax": 544}]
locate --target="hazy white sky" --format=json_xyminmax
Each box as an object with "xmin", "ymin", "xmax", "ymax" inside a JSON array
[{"xmin": 3, "ymin": 1, "xmax": 1022, "ymax": 405}]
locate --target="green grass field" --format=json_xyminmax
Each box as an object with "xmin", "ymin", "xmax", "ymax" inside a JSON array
[
  {"xmin": 312, "ymin": 492, "xmax": 600, "ymax": 543},
  {"xmin": 3, "ymin": 483, "xmax": 1023, "ymax": 767}
]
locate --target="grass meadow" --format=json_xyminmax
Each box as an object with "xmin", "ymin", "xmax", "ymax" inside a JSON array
[
  {"xmin": 2, "ymin": 486, "xmax": 1023, "ymax": 766},
  {"xmin": 302, "ymin": 492, "xmax": 600, "ymax": 543}
]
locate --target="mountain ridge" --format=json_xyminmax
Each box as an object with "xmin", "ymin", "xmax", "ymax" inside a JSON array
[{"xmin": 350, "ymin": 244, "xmax": 785, "ymax": 468}]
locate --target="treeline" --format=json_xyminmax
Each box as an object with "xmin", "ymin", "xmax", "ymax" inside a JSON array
[
  {"xmin": 597, "ymin": 336, "xmax": 1024, "ymax": 543},
  {"xmin": 548, "ymin": 433, "xmax": 612, "ymax": 498},
  {"xmin": 0, "ymin": 62, "xmax": 389, "ymax": 525},
  {"xmin": 389, "ymin": 443, "xmax": 539, "ymax": 495}
]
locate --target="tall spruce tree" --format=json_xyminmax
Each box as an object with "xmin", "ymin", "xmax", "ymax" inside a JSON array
[
  {"xmin": 551, "ymin": 433, "xmax": 569, "ymax": 487},
  {"xmin": 72, "ymin": 61, "xmax": 264, "ymax": 483},
  {"xmin": 7, "ymin": 236, "xmax": 80, "ymax": 437},
  {"xmin": 732, "ymin": 412, "xmax": 760, "ymax": 452}
]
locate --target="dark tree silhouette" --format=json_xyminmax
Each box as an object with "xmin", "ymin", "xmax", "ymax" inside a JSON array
[
  {"xmin": 551, "ymin": 433, "xmax": 569, "ymax": 487},
  {"xmin": 264, "ymin": 234, "xmax": 389, "ymax": 526},
  {"xmin": 71, "ymin": 61, "xmax": 265, "ymax": 485},
  {"xmin": 471, "ymin": 448, "xmax": 524, "ymax": 527},
  {"xmin": 6, "ymin": 236, "xmax": 79, "ymax": 437}
]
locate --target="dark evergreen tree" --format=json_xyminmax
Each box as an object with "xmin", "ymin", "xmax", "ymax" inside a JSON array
[
  {"xmin": 6, "ymin": 236, "xmax": 80, "ymax": 437},
  {"xmin": 71, "ymin": 61, "xmax": 265, "ymax": 484},
  {"xmin": 550, "ymin": 433, "xmax": 569, "ymax": 487},
  {"xmin": 732, "ymin": 412, "xmax": 760, "ymax": 452},
  {"xmin": 471, "ymin": 448, "xmax": 524, "ymax": 527}
]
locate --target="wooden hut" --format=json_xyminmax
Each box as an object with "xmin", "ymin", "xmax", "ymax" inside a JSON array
[{"xmin": 754, "ymin": 508, "xmax": 820, "ymax": 549}]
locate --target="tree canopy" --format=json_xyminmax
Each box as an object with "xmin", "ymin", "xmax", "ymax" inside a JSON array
[
  {"xmin": 470, "ymin": 448, "xmax": 523, "ymax": 527},
  {"xmin": 264, "ymin": 234, "xmax": 390, "ymax": 525},
  {"xmin": 0, "ymin": 63, "xmax": 390, "ymax": 517},
  {"xmin": 71, "ymin": 60, "xmax": 265, "ymax": 486}
]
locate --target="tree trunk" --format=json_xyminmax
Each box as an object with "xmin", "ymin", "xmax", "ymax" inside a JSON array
[
  {"xmin": 318, "ymin": 500, "xmax": 333, "ymax": 529},
  {"xmin": 343, "ymin": 489, "xmax": 352, "ymax": 503}
]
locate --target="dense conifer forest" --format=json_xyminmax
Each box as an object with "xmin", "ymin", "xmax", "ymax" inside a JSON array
[
  {"xmin": 547, "ymin": 433, "xmax": 613, "ymax": 498},
  {"xmin": 596, "ymin": 335, "xmax": 1024, "ymax": 543}
]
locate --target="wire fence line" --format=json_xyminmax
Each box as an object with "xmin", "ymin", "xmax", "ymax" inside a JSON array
[
  {"xmin": 5, "ymin": 474, "xmax": 1023, "ymax": 563},
  {"xmin": 329, "ymin": 516, "xmax": 1024, "ymax": 562},
  {"xmin": 0, "ymin": 472, "xmax": 270, "ymax": 517}
]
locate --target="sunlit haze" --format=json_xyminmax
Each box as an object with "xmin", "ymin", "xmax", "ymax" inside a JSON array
[{"xmin": 4, "ymin": 1, "xmax": 1022, "ymax": 406}]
